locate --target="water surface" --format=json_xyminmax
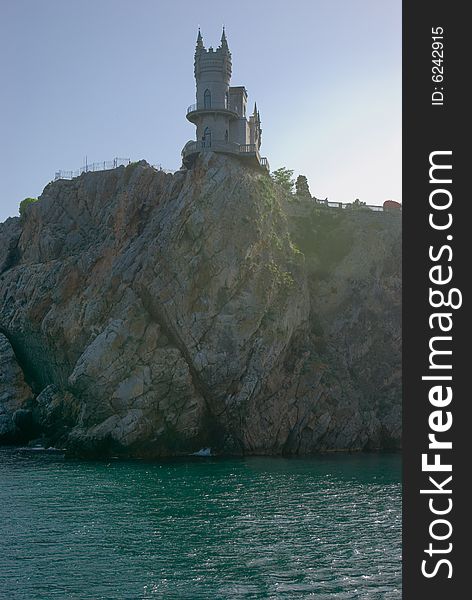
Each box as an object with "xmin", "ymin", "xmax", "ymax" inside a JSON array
[{"xmin": 0, "ymin": 449, "xmax": 401, "ymax": 599}]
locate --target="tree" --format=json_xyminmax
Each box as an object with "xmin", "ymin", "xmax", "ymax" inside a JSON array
[
  {"xmin": 271, "ymin": 167, "xmax": 294, "ymax": 194},
  {"xmin": 295, "ymin": 175, "xmax": 311, "ymax": 199},
  {"xmin": 19, "ymin": 197, "xmax": 38, "ymax": 217},
  {"xmin": 351, "ymin": 198, "xmax": 367, "ymax": 208}
]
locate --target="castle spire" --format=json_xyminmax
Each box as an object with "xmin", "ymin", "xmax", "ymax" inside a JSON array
[
  {"xmin": 220, "ymin": 26, "xmax": 229, "ymax": 50},
  {"xmin": 196, "ymin": 27, "xmax": 204, "ymax": 50}
]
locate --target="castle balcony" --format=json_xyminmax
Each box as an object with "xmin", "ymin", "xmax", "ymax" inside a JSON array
[
  {"xmin": 186, "ymin": 102, "xmax": 240, "ymax": 123},
  {"xmin": 182, "ymin": 140, "xmax": 270, "ymax": 172}
]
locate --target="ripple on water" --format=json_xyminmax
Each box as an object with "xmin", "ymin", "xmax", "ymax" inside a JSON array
[{"xmin": 0, "ymin": 449, "xmax": 401, "ymax": 599}]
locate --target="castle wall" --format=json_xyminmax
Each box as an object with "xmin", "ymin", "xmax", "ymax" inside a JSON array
[
  {"xmin": 195, "ymin": 49, "xmax": 231, "ymax": 109},
  {"xmin": 229, "ymin": 119, "xmax": 249, "ymax": 146},
  {"xmin": 249, "ymin": 118, "xmax": 260, "ymax": 147},
  {"xmin": 196, "ymin": 114, "xmax": 231, "ymax": 145},
  {"xmin": 196, "ymin": 72, "xmax": 228, "ymax": 109},
  {"xmin": 228, "ymin": 87, "xmax": 247, "ymax": 118}
]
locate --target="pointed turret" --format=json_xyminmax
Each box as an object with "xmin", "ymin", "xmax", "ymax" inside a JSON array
[
  {"xmin": 196, "ymin": 28, "xmax": 204, "ymax": 50},
  {"xmin": 253, "ymin": 102, "xmax": 261, "ymax": 126},
  {"xmin": 220, "ymin": 26, "xmax": 231, "ymax": 57}
]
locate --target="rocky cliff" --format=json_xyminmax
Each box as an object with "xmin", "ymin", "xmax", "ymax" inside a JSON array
[{"xmin": 0, "ymin": 154, "xmax": 401, "ymax": 456}]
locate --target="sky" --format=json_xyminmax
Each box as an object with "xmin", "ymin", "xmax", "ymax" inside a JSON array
[{"xmin": 0, "ymin": 0, "xmax": 401, "ymax": 222}]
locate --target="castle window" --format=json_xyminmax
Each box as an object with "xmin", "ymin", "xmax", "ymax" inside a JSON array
[
  {"xmin": 204, "ymin": 89, "xmax": 211, "ymax": 109},
  {"xmin": 204, "ymin": 127, "xmax": 212, "ymax": 147},
  {"xmin": 225, "ymin": 129, "xmax": 228, "ymax": 143},
  {"xmin": 225, "ymin": 92, "xmax": 229, "ymax": 108}
]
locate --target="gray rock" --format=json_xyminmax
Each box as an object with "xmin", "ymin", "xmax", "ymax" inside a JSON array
[
  {"xmin": 0, "ymin": 154, "xmax": 401, "ymax": 456},
  {"xmin": 0, "ymin": 333, "xmax": 33, "ymax": 442},
  {"xmin": 33, "ymin": 384, "xmax": 81, "ymax": 445},
  {"xmin": 0, "ymin": 216, "xmax": 21, "ymax": 274}
]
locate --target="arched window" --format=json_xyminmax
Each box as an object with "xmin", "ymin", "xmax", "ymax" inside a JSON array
[
  {"xmin": 225, "ymin": 92, "xmax": 229, "ymax": 108},
  {"xmin": 204, "ymin": 127, "xmax": 212, "ymax": 148},
  {"xmin": 204, "ymin": 89, "xmax": 211, "ymax": 109},
  {"xmin": 225, "ymin": 129, "xmax": 228, "ymax": 143}
]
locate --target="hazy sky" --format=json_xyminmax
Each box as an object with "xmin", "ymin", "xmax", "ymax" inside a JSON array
[{"xmin": 0, "ymin": 0, "xmax": 401, "ymax": 222}]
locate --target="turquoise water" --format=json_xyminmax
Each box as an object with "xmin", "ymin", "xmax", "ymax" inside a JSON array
[{"xmin": 0, "ymin": 449, "xmax": 401, "ymax": 599}]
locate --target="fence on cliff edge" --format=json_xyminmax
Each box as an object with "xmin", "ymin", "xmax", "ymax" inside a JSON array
[
  {"xmin": 54, "ymin": 158, "xmax": 175, "ymax": 181},
  {"xmin": 313, "ymin": 198, "xmax": 387, "ymax": 212}
]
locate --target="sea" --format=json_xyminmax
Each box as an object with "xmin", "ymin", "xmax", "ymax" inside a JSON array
[{"xmin": 0, "ymin": 448, "xmax": 401, "ymax": 599}]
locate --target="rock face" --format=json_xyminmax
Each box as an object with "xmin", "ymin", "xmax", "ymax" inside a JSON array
[
  {"xmin": 0, "ymin": 154, "xmax": 401, "ymax": 456},
  {"xmin": 0, "ymin": 333, "xmax": 33, "ymax": 442}
]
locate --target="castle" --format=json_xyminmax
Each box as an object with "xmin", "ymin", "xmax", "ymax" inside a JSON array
[{"xmin": 182, "ymin": 28, "xmax": 269, "ymax": 171}]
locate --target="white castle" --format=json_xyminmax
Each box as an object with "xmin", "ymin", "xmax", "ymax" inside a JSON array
[{"xmin": 182, "ymin": 28, "xmax": 269, "ymax": 171}]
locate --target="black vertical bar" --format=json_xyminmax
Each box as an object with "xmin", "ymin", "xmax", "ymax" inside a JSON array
[{"xmin": 403, "ymin": 1, "xmax": 468, "ymax": 598}]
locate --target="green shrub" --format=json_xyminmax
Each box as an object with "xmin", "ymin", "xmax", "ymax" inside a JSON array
[
  {"xmin": 271, "ymin": 167, "xmax": 295, "ymax": 194},
  {"xmin": 295, "ymin": 175, "xmax": 311, "ymax": 199},
  {"xmin": 19, "ymin": 197, "xmax": 38, "ymax": 217}
]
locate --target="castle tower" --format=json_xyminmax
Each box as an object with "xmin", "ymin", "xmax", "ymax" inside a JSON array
[
  {"xmin": 187, "ymin": 28, "xmax": 237, "ymax": 148},
  {"xmin": 182, "ymin": 28, "xmax": 269, "ymax": 171}
]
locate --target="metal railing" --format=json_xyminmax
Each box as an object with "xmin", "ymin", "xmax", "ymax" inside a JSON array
[
  {"xmin": 187, "ymin": 102, "xmax": 239, "ymax": 116},
  {"xmin": 314, "ymin": 198, "xmax": 385, "ymax": 212},
  {"xmin": 182, "ymin": 139, "xmax": 270, "ymax": 171},
  {"xmin": 239, "ymin": 144, "xmax": 257, "ymax": 153},
  {"xmin": 183, "ymin": 140, "xmax": 245, "ymax": 155},
  {"xmin": 54, "ymin": 159, "xmax": 176, "ymax": 181},
  {"xmin": 55, "ymin": 157, "xmax": 131, "ymax": 181},
  {"xmin": 260, "ymin": 157, "xmax": 270, "ymax": 171}
]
